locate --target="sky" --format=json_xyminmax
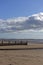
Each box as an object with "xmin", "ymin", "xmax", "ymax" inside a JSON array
[
  {"xmin": 0, "ymin": 0, "xmax": 43, "ymax": 19},
  {"xmin": 0, "ymin": 0, "xmax": 43, "ymax": 39}
]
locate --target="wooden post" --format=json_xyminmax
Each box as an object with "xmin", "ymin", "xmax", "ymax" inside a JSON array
[
  {"xmin": 2, "ymin": 40, "xmax": 3, "ymax": 45},
  {"xmin": 20, "ymin": 41, "xmax": 22, "ymax": 45},
  {"xmin": 15, "ymin": 41, "xmax": 16, "ymax": 45}
]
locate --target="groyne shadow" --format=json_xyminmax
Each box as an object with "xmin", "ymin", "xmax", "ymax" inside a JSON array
[{"xmin": 0, "ymin": 47, "xmax": 43, "ymax": 50}]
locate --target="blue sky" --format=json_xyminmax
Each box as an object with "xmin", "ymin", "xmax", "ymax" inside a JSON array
[
  {"xmin": 0, "ymin": 0, "xmax": 43, "ymax": 19},
  {"xmin": 0, "ymin": 0, "xmax": 43, "ymax": 39}
]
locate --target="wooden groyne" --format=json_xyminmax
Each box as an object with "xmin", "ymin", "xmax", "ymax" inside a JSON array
[{"xmin": 0, "ymin": 40, "xmax": 28, "ymax": 46}]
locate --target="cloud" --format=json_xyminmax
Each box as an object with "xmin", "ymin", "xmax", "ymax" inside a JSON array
[{"xmin": 0, "ymin": 12, "xmax": 43, "ymax": 33}]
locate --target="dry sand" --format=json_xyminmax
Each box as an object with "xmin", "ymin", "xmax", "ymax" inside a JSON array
[{"xmin": 0, "ymin": 44, "xmax": 43, "ymax": 65}]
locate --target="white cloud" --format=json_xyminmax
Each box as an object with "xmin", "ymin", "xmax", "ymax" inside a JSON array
[{"xmin": 0, "ymin": 12, "xmax": 43, "ymax": 33}]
